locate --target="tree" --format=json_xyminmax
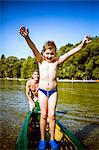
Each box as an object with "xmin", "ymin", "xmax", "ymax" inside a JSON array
[
  {"xmin": 0, "ymin": 60, "xmax": 6, "ymax": 77},
  {"xmin": 21, "ymin": 57, "xmax": 38, "ymax": 79},
  {"xmin": 92, "ymin": 67, "xmax": 99, "ymax": 79},
  {"xmin": 1, "ymin": 54, "xmax": 5, "ymax": 59},
  {"xmin": 12, "ymin": 60, "xmax": 24, "ymax": 78},
  {"xmin": 3, "ymin": 56, "xmax": 18, "ymax": 78}
]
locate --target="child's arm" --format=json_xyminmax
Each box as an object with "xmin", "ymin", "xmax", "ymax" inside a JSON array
[
  {"xmin": 58, "ymin": 35, "xmax": 92, "ymax": 64},
  {"xmin": 26, "ymin": 81, "xmax": 35, "ymax": 108},
  {"xmin": 20, "ymin": 26, "xmax": 43, "ymax": 63}
]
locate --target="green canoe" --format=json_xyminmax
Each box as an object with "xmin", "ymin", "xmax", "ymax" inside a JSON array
[{"xmin": 16, "ymin": 103, "xmax": 86, "ymax": 150}]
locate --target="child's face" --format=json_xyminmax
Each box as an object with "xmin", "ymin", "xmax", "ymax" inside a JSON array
[
  {"xmin": 43, "ymin": 48, "xmax": 56, "ymax": 62},
  {"xmin": 32, "ymin": 71, "xmax": 39, "ymax": 81}
]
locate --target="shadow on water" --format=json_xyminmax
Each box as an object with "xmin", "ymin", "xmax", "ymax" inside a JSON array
[
  {"xmin": 75, "ymin": 123, "xmax": 99, "ymax": 141},
  {"xmin": 56, "ymin": 105, "xmax": 99, "ymax": 150},
  {"xmin": 75, "ymin": 123, "xmax": 99, "ymax": 149}
]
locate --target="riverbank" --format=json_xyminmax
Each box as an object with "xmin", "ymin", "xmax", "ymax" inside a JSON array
[
  {"xmin": 0, "ymin": 77, "xmax": 98, "ymax": 83},
  {"xmin": 0, "ymin": 77, "xmax": 27, "ymax": 81},
  {"xmin": 58, "ymin": 79, "xmax": 99, "ymax": 83}
]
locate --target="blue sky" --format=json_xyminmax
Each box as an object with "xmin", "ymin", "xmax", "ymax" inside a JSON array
[{"xmin": 0, "ymin": 0, "xmax": 99, "ymax": 59}]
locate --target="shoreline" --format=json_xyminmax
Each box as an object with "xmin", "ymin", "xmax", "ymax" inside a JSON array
[
  {"xmin": 57, "ymin": 79, "xmax": 98, "ymax": 83},
  {"xmin": 0, "ymin": 78, "xmax": 98, "ymax": 83},
  {"xmin": 0, "ymin": 77, "xmax": 27, "ymax": 81}
]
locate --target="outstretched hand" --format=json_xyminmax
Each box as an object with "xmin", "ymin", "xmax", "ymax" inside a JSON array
[
  {"xmin": 19, "ymin": 26, "xmax": 29, "ymax": 38},
  {"xmin": 82, "ymin": 35, "xmax": 92, "ymax": 47}
]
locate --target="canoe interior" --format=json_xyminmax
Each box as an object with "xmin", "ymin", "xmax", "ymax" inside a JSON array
[{"xmin": 16, "ymin": 108, "xmax": 86, "ymax": 150}]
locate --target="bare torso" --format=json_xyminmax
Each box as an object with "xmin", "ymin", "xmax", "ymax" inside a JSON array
[
  {"xmin": 28, "ymin": 79, "xmax": 39, "ymax": 100},
  {"xmin": 39, "ymin": 60, "xmax": 58, "ymax": 90}
]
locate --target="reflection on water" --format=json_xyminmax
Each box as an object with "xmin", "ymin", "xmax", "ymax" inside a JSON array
[
  {"xmin": 57, "ymin": 82, "xmax": 99, "ymax": 150},
  {"xmin": 0, "ymin": 80, "xmax": 99, "ymax": 149},
  {"xmin": 0, "ymin": 80, "xmax": 28, "ymax": 149}
]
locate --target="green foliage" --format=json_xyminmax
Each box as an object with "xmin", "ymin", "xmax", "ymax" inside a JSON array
[
  {"xmin": 12, "ymin": 60, "xmax": 23, "ymax": 78},
  {"xmin": 92, "ymin": 67, "xmax": 99, "ymax": 79},
  {"xmin": 0, "ymin": 56, "xmax": 18, "ymax": 78},
  {"xmin": 21, "ymin": 57, "xmax": 38, "ymax": 79},
  {"xmin": 0, "ymin": 36, "xmax": 99, "ymax": 79},
  {"xmin": 57, "ymin": 36, "xmax": 99, "ymax": 79}
]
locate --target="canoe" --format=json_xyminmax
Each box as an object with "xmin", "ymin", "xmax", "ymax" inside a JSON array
[{"xmin": 16, "ymin": 106, "xmax": 85, "ymax": 150}]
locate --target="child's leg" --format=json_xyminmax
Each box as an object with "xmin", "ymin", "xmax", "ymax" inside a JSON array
[
  {"xmin": 48, "ymin": 92, "xmax": 58, "ymax": 140},
  {"xmin": 38, "ymin": 91, "xmax": 48, "ymax": 140}
]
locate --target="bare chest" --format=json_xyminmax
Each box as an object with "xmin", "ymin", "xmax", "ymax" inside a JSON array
[
  {"xmin": 39, "ymin": 61, "xmax": 57, "ymax": 71},
  {"xmin": 39, "ymin": 61, "xmax": 58, "ymax": 79},
  {"xmin": 30, "ymin": 83, "xmax": 38, "ymax": 92}
]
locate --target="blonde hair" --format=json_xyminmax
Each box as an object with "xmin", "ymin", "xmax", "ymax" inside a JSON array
[{"xmin": 43, "ymin": 41, "xmax": 57, "ymax": 52}]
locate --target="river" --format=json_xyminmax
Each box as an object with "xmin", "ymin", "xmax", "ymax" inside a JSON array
[{"xmin": 0, "ymin": 80, "xmax": 99, "ymax": 150}]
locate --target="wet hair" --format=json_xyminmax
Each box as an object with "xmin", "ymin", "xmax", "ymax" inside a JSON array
[{"xmin": 42, "ymin": 41, "xmax": 57, "ymax": 52}]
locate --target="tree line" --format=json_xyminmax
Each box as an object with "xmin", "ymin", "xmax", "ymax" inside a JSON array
[{"xmin": 0, "ymin": 36, "xmax": 99, "ymax": 80}]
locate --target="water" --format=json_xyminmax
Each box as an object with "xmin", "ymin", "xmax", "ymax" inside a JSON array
[{"xmin": 0, "ymin": 80, "xmax": 99, "ymax": 150}]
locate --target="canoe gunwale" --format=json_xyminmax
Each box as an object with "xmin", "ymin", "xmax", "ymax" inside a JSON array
[{"xmin": 56, "ymin": 119, "xmax": 86, "ymax": 150}]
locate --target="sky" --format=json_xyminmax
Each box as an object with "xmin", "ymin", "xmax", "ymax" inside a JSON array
[{"xmin": 0, "ymin": 0, "xmax": 99, "ymax": 59}]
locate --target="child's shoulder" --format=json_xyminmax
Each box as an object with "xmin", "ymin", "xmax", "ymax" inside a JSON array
[{"xmin": 52, "ymin": 57, "xmax": 59, "ymax": 63}]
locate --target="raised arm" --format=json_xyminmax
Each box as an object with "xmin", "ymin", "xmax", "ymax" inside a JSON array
[
  {"xmin": 20, "ymin": 26, "xmax": 43, "ymax": 63},
  {"xmin": 58, "ymin": 35, "xmax": 92, "ymax": 64}
]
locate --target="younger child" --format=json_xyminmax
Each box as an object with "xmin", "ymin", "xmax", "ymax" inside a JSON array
[{"xmin": 20, "ymin": 26, "xmax": 91, "ymax": 150}]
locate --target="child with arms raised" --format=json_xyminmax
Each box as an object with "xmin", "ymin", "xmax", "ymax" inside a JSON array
[{"xmin": 20, "ymin": 26, "xmax": 91, "ymax": 150}]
